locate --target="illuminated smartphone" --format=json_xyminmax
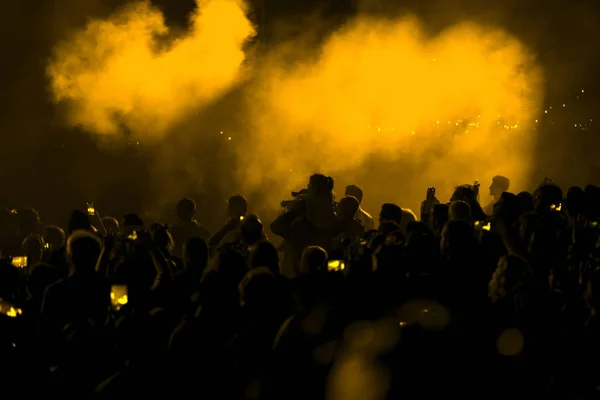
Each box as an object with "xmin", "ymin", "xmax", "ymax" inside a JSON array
[
  {"xmin": 550, "ymin": 204, "xmax": 562, "ymax": 212},
  {"xmin": 127, "ymin": 231, "xmax": 138, "ymax": 241},
  {"xmin": 327, "ymin": 260, "xmax": 346, "ymax": 272},
  {"xmin": 87, "ymin": 202, "xmax": 95, "ymax": 216},
  {"xmin": 239, "ymin": 216, "xmax": 244, "ymax": 221},
  {"xmin": 11, "ymin": 256, "xmax": 27, "ymax": 268},
  {"xmin": 0, "ymin": 300, "xmax": 22, "ymax": 318},
  {"xmin": 110, "ymin": 285, "xmax": 128, "ymax": 310},
  {"xmin": 482, "ymin": 222, "xmax": 491, "ymax": 231}
]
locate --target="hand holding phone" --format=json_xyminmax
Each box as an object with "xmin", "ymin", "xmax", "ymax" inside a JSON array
[
  {"xmin": 86, "ymin": 202, "xmax": 95, "ymax": 216},
  {"xmin": 327, "ymin": 260, "xmax": 346, "ymax": 272},
  {"xmin": 0, "ymin": 300, "xmax": 22, "ymax": 318},
  {"xmin": 11, "ymin": 256, "xmax": 27, "ymax": 268},
  {"xmin": 110, "ymin": 285, "xmax": 128, "ymax": 311}
]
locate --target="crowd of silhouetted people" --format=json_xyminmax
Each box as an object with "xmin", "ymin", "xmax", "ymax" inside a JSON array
[{"xmin": 1, "ymin": 173, "xmax": 600, "ymax": 400}]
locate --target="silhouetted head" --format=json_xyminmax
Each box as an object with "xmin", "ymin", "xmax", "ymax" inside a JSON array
[
  {"xmin": 441, "ymin": 220, "xmax": 476, "ymax": 257},
  {"xmin": 308, "ymin": 174, "xmax": 334, "ymax": 195},
  {"xmin": 176, "ymin": 198, "xmax": 196, "ymax": 222},
  {"xmin": 228, "ymin": 195, "xmax": 248, "ymax": 219},
  {"xmin": 379, "ymin": 203, "xmax": 403, "ymax": 225},
  {"xmin": 337, "ymin": 196, "xmax": 360, "ymax": 220},
  {"xmin": 345, "ymin": 185, "xmax": 364, "ymax": 204},
  {"xmin": 101, "ymin": 216, "xmax": 120, "ymax": 234},
  {"xmin": 26, "ymin": 262, "xmax": 58, "ymax": 299},
  {"xmin": 150, "ymin": 224, "xmax": 173, "ymax": 253},
  {"xmin": 183, "ymin": 237, "xmax": 208, "ymax": 274},
  {"xmin": 18, "ymin": 208, "xmax": 40, "ymax": 236},
  {"xmin": 241, "ymin": 214, "xmax": 265, "ymax": 245},
  {"xmin": 67, "ymin": 230, "xmax": 102, "ymax": 274},
  {"xmin": 121, "ymin": 213, "xmax": 144, "ymax": 232},
  {"xmin": 565, "ymin": 186, "xmax": 585, "ymax": 217},
  {"xmin": 22, "ymin": 234, "xmax": 44, "ymax": 266},
  {"xmin": 45, "ymin": 225, "xmax": 65, "ymax": 249},
  {"xmin": 494, "ymin": 192, "xmax": 522, "ymax": 224},
  {"xmin": 489, "ymin": 175, "xmax": 510, "ymax": 198},
  {"xmin": 299, "ymin": 246, "xmax": 328, "ymax": 275},
  {"xmin": 534, "ymin": 184, "xmax": 563, "ymax": 215},
  {"xmin": 239, "ymin": 267, "xmax": 277, "ymax": 310},
  {"xmin": 517, "ymin": 191, "xmax": 534, "ymax": 214},
  {"xmin": 248, "ymin": 240, "xmax": 280, "ymax": 275},
  {"xmin": 448, "ymin": 200, "xmax": 472, "ymax": 223},
  {"xmin": 68, "ymin": 210, "xmax": 91, "ymax": 235}
]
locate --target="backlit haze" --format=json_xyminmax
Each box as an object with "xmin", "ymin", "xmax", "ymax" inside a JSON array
[
  {"xmin": 47, "ymin": 0, "xmax": 543, "ymax": 212},
  {"xmin": 47, "ymin": 0, "xmax": 256, "ymax": 137}
]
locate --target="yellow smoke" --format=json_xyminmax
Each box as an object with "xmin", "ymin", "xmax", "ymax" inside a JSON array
[
  {"xmin": 47, "ymin": 0, "xmax": 255, "ymax": 136},
  {"xmin": 240, "ymin": 15, "xmax": 543, "ymax": 207}
]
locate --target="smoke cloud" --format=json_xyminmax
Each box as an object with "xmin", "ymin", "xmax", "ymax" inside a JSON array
[
  {"xmin": 47, "ymin": 0, "xmax": 256, "ymax": 137},
  {"xmin": 239, "ymin": 15, "xmax": 543, "ymax": 207}
]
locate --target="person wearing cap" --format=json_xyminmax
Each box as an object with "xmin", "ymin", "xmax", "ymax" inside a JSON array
[
  {"xmin": 345, "ymin": 184, "xmax": 375, "ymax": 231},
  {"xmin": 484, "ymin": 175, "xmax": 511, "ymax": 215}
]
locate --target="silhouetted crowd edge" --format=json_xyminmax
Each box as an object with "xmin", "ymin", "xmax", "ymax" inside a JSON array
[{"xmin": 1, "ymin": 173, "xmax": 600, "ymax": 400}]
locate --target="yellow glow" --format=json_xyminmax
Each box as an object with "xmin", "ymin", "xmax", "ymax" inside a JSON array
[
  {"xmin": 240, "ymin": 16, "xmax": 542, "ymax": 201},
  {"xmin": 47, "ymin": 0, "xmax": 256, "ymax": 136}
]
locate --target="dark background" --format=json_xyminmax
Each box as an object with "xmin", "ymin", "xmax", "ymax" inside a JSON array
[{"xmin": 1, "ymin": 0, "xmax": 599, "ymax": 226}]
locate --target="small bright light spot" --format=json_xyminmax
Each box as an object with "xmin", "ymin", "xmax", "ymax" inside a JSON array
[
  {"xmin": 535, "ymin": 119, "xmax": 538, "ymax": 123},
  {"xmin": 544, "ymin": 110, "xmax": 548, "ymax": 114},
  {"xmin": 228, "ymin": 137, "xmax": 232, "ymax": 140},
  {"xmin": 582, "ymin": 89, "xmax": 585, "ymax": 93},
  {"xmin": 220, "ymin": 131, "xmax": 223, "ymax": 134},
  {"xmin": 563, "ymin": 104, "xmax": 566, "ymax": 107}
]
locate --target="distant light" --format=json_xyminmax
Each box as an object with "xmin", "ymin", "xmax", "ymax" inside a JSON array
[
  {"xmin": 136, "ymin": 142, "xmax": 139, "ymax": 145},
  {"xmin": 432, "ymin": 58, "xmax": 436, "ymax": 62},
  {"xmin": 544, "ymin": 110, "xmax": 548, "ymax": 114},
  {"xmin": 436, "ymin": 120, "xmax": 439, "ymax": 124},
  {"xmin": 220, "ymin": 131, "xmax": 223, "ymax": 134},
  {"xmin": 535, "ymin": 119, "xmax": 538, "ymax": 123},
  {"xmin": 582, "ymin": 89, "xmax": 585, "ymax": 93},
  {"xmin": 411, "ymin": 131, "xmax": 415, "ymax": 135},
  {"xmin": 497, "ymin": 114, "xmax": 500, "ymax": 118},
  {"xmin": 563, "ymin": 104, "xmax": 566, "ymax": 107},
  {"xmin": 228, "ymin": 137, "xmax": 232, "ymax": 140},
  {"xmin": 549, "ymin": 106, "xmax": 553, "ymax": 110},
  {"xmin": 575, "ymin": 124, "xmax": 578, "ymax": 127}
]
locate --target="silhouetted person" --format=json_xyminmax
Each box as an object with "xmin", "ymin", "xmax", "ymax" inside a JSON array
[
  {"xmin": 40, "ymin": 230, "xmax": 110, "ymax": 353},
  {"xmin": 22, "ymin": 234, "xmax": 44, "ymax": 267},
  {"xmin": 335, "ymin": 195, "xmax": 365, "ymax": 242},
  {"xmin": 101, "ymin": 216, "xmax": 120, "ymax": 234},
  {"xmin": 24, "ymin": 262, "xmax": 59, "ymax": 317},
  {"xmin": 248, "ymin": 240, "xmax": 280, "ymax": 275},
  {"xmin": 484, "ymin": 175, "xmax": 510, "ymax": 215},
  {"xmin": 449, "ymin": 200, "xmax": 473, "ymax": 223},
  {"xmin": 208, "ymin": 195, "xmax": 249, "ymax": 249},
  {"xmin": 298, "ymin": 245, "xmax": 328, "ymax": 275},
  {"xmin": 18, "ymin": 208, "xmax": 41, "ymax": 239},
  {"xmin": 45, "ymin": 225, "xmax": 65, "ymax": 250},
  {"xmin": 68, "ymin": 210, "xmax": 91, "ymax": 235},
  {"xmin": 345, "ymin": 184, "xmax": 375, "ymax": 230},
  {"xmin": 378, "ymin": 203, "xmax": 403, "ymax": 228},
  {"xmin": 170, "ymin": 198, "xmax": 210, "ymax": 257}
]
